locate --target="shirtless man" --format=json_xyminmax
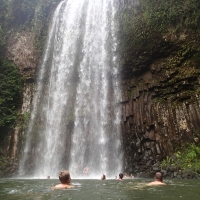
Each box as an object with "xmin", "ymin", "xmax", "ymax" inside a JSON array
[
  {"xmin": 146, "ymin": 172, "xmax": 166, "ymax": 186},
  {"xmin": 53, "ymin": 170, "xmax": 74, "ymax": 189}
]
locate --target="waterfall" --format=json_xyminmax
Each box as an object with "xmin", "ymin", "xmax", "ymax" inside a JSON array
[{"xmin": 19, "ymin": 0, "xmax": 123, "ymax": 179}]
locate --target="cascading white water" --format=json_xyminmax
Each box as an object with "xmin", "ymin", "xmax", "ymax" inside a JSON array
[{"xmin": 19, "ymin": 0, "xmax": 123, "ymax": 179}]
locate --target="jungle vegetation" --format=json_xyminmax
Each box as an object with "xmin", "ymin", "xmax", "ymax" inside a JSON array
[
  {"xmin": 118, "ymin": 0, "xmax": 200, "ymax": 78},
  {"xmin": 0, "ymin": 0, "xmax": 61, "ymax": 139},
  {"xmin": 161, "ymin": 143, "xmax": 200, "ymax": 173}
]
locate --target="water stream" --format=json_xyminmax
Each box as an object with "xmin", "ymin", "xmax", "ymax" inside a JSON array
[{"xmin": 19, "ymin": 0, "xmax": 123, "ymax": 178}]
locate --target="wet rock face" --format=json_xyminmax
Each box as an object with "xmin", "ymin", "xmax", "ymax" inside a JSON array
[
  {"xmin": 6, "ymin": 31, "xmax": 39, "ymax": 80},
  {"xmin": 121, "ymin": 68, "xmax": 200, "ymax": 175}
]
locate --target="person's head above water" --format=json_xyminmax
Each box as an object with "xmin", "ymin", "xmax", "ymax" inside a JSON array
[
  {"xmin": 146, "ymin": 172, "xmax": 166, "ymax": 186},
  {"xmin": 154, "ymin": 172, "xmax": 163, "ymax": 182},
  {"xmin": 52, "ymin": 170, "xmax": 74, "ymax": 189},
  {"xmin": 119, "ymin": 173, "xmax": 123, "ymax": 180},
  {"xmin": 101, "ymin": 174, "xmax": 106, "ymax": 180},
  {"xmin": 59, "ymin": 170, "xmax": 71, "ymax": 184}
]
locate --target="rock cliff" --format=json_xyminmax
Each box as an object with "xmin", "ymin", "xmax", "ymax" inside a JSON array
[{"xmin": 119, "ymin": 0, "xmax": 200, "ymax": 176}]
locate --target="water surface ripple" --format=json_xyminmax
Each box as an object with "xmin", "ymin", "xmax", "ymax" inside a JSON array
[{"xmin": 0, "ymin": 179, "xmax": 200, "ymax": 200}]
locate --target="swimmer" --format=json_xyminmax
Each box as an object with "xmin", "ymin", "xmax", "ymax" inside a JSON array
[
  {"xmin": 118, "ymin": 173, "xmax": 123, "ymax": 181},
  {"xmin": 130, "ymin": 173, "xmax": 135, "ymax": 178},
  {"xmin": 124, "ymin": 173, "xmax": 128, "ymax": 178},
  {"xmin": 146, "ymin": 172, "xmax": 166, "ymax": 186},
  {"xmin": 101, "ymin": 174, "xmax": 106, "ymax": 180},
  {"xmin": 52, "ymin": 170, "xmax": 74, "ymax": 189}
]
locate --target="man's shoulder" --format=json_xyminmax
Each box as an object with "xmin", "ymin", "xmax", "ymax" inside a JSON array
[
  {"xmin": 146, "ymin": 181, "xmax": 166, "ymax": 186},
  {"xmin": 53, "ymin": 184, "xmax": 74, "ymax": 189}
]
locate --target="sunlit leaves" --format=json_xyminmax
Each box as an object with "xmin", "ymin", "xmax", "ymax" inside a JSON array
[{"xmin": 161, "ymin": 143, "xmax": 200, "ymax": 172}]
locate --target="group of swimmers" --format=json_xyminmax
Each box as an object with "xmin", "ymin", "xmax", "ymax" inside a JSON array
[{"xmin": 52, "ymin": 171, "xmax": 166, "ymax": 189}]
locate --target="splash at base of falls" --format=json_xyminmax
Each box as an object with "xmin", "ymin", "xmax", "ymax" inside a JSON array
[{"xmin": 19, "ymin": 0, "xmax": 123, "ymax": 179}]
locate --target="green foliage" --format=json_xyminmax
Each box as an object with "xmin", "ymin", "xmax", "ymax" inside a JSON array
[
  {"xmin": 0, "ymin": 26, "xmax": 4, "ymax": 47},
  {"xmin": 141, "ymin": 0, "xmax": 200, "ymax": 32},
  {"xmin": 0, "ymin": 156, "xmax": 7, "ymax": 169},
  {"xmin": 0, "ymin": 0, "xmax": 62, "ymax": 138},
  {"xmin": 0, "ymin": 59, "xmax": 22, "ymax": 136},
  {"xmin": 0, "ymin": 0, "xmax": 8, "ymax": 26},
  {"xmin": 161, "ymin": 143, "xmax": 200, "ymax": 172},
  {"xmin": 160, "ymin": 156, "xmax": 175, "ymax": 168},
  {"xmin": 118, "ymin": 0, "xmax": 200, "ymax": 77},
  {"xmin": 19, "ymin": 112, "xmax": 30, "ymax": 131},
  {"xmin": 0, "ymin": 26, "xmax": 5, "ymax": 61},
  {"xmin": 7, "ymin": 0, "xmax": 37, "ymax": 27}
]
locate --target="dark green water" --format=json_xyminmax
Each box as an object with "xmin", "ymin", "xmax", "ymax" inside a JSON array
[{"xmin": 0, "ymin": 178, "xmax": 199, "ymax": 200}]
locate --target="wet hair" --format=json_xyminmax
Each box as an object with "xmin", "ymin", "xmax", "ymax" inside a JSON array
[
  {"xmin": 155, "ymin": 172, "xmax": 163, "ymax": 182},
  {"xmin": 59, "ymin": 170, "xmax": 71, "ymax": 184},
  {"xmin": 101, "ymin": 174, "xmax": 106, "ymax": 180},
  {"xmin": 119, "ymin": 173, "xmax": 123, "ymax": 179}
]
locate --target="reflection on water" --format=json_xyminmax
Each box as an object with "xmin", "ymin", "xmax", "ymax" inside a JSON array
[{"xmin": 0, "ymin": 178, "xmax": 200, "ymax": 200}]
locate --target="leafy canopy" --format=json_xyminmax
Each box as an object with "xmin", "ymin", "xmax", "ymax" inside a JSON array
[{"xmin": 0, "ymin": 59, "xmax": 21, "ymax": 134}]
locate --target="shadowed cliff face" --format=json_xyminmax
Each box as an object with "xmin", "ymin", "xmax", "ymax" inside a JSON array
[
  {"xmin": 121, "ymin": 71, "xmax": 200, "ymax": 174},
  {"xmin": 119, "ymin": 0, "xmax": 200, "ymax": 175}
]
